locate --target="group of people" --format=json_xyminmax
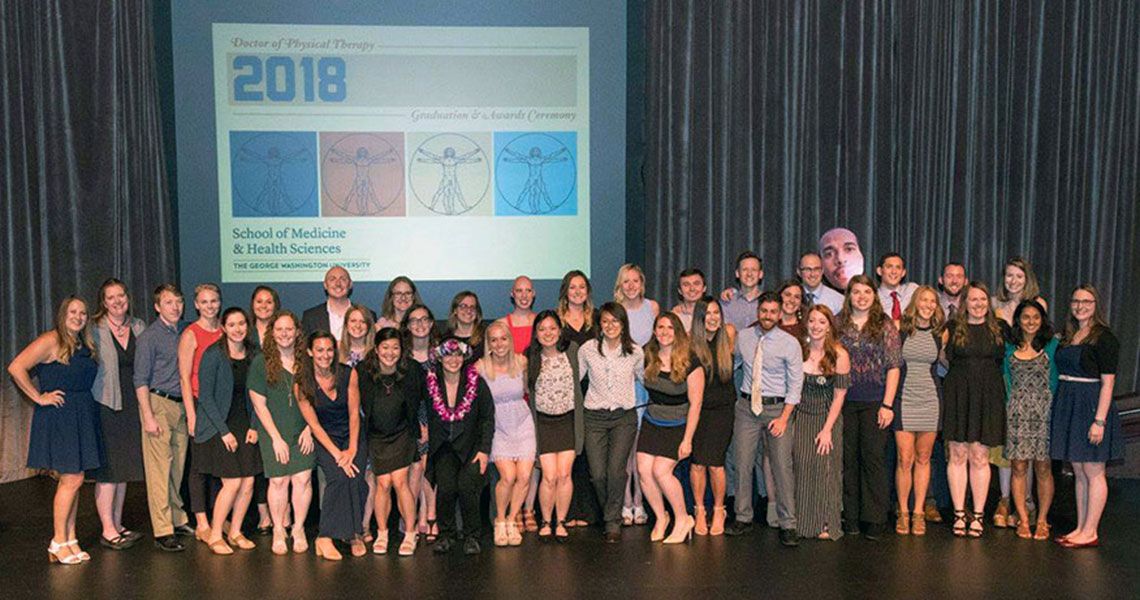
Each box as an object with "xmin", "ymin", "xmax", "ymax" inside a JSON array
[{"xmin": 7, "ymin": 250, "xmax": 1123, "ymax": 565}]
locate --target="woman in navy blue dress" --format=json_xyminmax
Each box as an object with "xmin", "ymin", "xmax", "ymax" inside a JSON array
[
  {"xmin": 7, "ymin": 296, "xmax": 104, "ymax": 565},
  {"xmin": 1051, "ymin": 284, "xmax": 1124, "ymax": 548}
]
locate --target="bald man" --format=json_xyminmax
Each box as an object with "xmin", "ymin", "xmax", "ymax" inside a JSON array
[{"xmin": 301, "ymin": 265, "xmax": 355, "ymax": 341}]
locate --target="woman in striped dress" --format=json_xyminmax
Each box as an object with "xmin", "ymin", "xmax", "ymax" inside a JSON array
[
  {"xmin": 892, "ymin": 286, "xmax": 945, "ymax": 535},
  {"xmin": 793, "ymin": 305, "xmax": 850, "ymax": 540}
]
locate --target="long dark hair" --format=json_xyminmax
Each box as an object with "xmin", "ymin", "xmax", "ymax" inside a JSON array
[
  {"xmin": 1008, "ymin": 300, "xmax": 1054, "ymax": 352},
  {"xmin": 557, "ymin": 270, "xmax": 595, "ymax": 329},
  {"xmin": 380, "ymin": 276, "xmax": 422, "ymax": 322},
  {"xmin": 690, "ymin": 297, "xmax": 733, "ymax": 383},
  {"xmin": 595, "ymin": 302, "xmax": 634, "ymax": 356},
  {"xmin": 527, "ymin": 310, "xmax": 569, "ymax": 389},
  {"xmin": 296, "ymin": 330, "xmax": 340, "ymax": 406},
  {"xmin": 447, "ymin": 291, "xmax": 485, "ymax": 346},
  {"xmin": 838, "ymin": 274, "xmax": 888, "ymax": 341},
  {"xmin": 1062, "ymin": 283, "xmax": 1110, "ymax": 346},
  {"xmin": 360, "ymin": 327, "xmax": 407, "ymax": 382},
  {"xmin": 216, "ymin": 307, "xmax": 254, "ymax": 360},
  {"xmin": 400, "ymin": 303, "xmax": 440, "ymax": 356}
]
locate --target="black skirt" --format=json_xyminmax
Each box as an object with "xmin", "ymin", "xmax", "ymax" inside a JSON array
[
  {"xmin": 195, "ymin": 434, "xmax": 263, "ymax": 478},
  {"xmin": 691, "ymin": 404, "xmax": 733, "ymax": 466},
  {"xmin": 369, "ymin": 427, "xmax": 417, "ymax": 476},
  {"xmin": 535, "ymin": 411, "xmax": 575, "ymax": 455},
  {"xmin": 637, "ymin": 420, "xmax": 685, "ymax": 459}
]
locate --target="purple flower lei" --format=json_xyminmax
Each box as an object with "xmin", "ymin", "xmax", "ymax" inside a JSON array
[{"xmin": 428, "ymin": 364, "xmax": 479, "ymax": 422}]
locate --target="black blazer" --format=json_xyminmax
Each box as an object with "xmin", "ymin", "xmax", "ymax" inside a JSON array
[
  {"xmin": 302, "ymin": 302, "xmax": 375, "ymax": 337},
  {"xmin": 424, "ymin": 364, "xmax": 495, "ymax": 483}
]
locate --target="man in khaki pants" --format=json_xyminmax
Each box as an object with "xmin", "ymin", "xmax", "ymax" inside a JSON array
[{"xmin": 133, "ymin": 284, "xmax": 192, "ymax": 551}]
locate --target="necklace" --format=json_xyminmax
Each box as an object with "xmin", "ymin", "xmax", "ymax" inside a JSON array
[{"xmin": 427, "ymin": 366, "xmax": 478, "ymax": 422}]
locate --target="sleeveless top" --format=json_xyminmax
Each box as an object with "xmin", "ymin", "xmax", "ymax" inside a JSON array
[
  {"xmin": 505, "ymin": 313, "xmax": 534, "ymax": 355},
  {"xmin": 188, "ymin": 322, "xmax": 223, "ymax": 398},
  {"xmin": 626, "ymin": 300, "xmax": 656, "ymax": 347}
]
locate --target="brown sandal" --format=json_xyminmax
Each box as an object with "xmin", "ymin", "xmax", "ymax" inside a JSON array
[
  {"xmin": 1033, "ymin": 522, "xmax": 1052, "ymax": 541},
  {"xmin": 208, "ymin": 538, "xmax": 234, "ymax": 555}
]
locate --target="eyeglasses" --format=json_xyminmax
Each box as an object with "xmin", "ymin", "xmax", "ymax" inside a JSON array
[
  {"xmin": 393, "ymin": 291, "xmax": 414, "ymax": 299},
  {"xmin": 1069, "ymin": 299, "xmax": 1096, "ymax": 307}
]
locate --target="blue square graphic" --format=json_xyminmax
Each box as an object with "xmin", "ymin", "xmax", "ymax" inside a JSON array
[
  {"xmin": 494, "ymin": 131, "xmax": 578, "ymax": 216},
  {"xmin": 230, "ymin": 131, "xmax": 319, "ymax": 217}
]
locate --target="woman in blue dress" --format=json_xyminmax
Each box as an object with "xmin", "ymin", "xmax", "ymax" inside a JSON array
[
  {"xmin": 1051, "ymin": 284, "xmax": 1124, "ymax": 548},
  {"xmin": 8, "ymin": 296, "xmax": 103, "ymax": 564}
]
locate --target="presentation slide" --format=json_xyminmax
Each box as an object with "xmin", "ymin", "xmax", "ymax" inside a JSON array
[
  {"xmin": 215, "ymin": 24, "xmax": 590, "ymax": 282},
  {"xmin": 172, "ymin": 1, "xmax": 625, "ymax": 314}
]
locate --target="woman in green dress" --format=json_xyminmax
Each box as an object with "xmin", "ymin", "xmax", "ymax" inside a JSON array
[{"xmin": 249, "ymin": 310, "xmax": 315, "ymax": 555}]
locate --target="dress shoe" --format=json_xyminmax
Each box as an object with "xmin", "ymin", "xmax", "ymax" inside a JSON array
[
  {"xmin": 463, "ymin": 536, "xmax": 482, "ymax": 555},
  {"xmin": 842, "ymin": 520, "xmax": 861, "ymax": 536},
  {"xmin": 723, "ymin": 521, "xmax": 753, "ymax": 537},
  {"xmin": 604, "ymin": 530, "xmax": 622, "ymax": 544},
  {"xmin": 864, "ymin": 523, "xmax": 884, "ymax": 541},
  {"xmin": 172, "ymin": 524, "xmax": 195, "ymax": 537},
  {"xmin": 779, "ymin": 528, "xmax": 800, "ymax": 547},
  {"xmin": 432, "ymin": 537, "xmax": 454, "ymax": 554},
  {"xmin": 154, "ymin": 535, "xmax": 185, "ymax": 552}
]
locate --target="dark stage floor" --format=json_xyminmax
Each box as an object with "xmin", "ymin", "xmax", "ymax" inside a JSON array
[{"xmin": 1, "ymin": 476, "xmax": 1137, "ymax": 599}]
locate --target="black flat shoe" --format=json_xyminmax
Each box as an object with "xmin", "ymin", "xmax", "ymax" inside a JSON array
[
  {"xmin": 779, "ymin": 529, "xmax": 800, "ymax": 547},
  {"xmin": 172, "ymin": 524, "xmax": 195, "ymax": 537},
  {"xmin": 254, "ymin": 526, "xmax": 273, "ymax": 537},
  {"xmin": 463, "ymin": 537, "xmax": 482, "ymax": 555},
  {"xmin": 723, "ymin": 521, "xmax": 753, "ymax": 537},
  {"xmin": 100, "ymin": 535, "xmax": 132, "ymax": 550}
]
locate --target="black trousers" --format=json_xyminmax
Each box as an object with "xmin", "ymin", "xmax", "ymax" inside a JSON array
[
  {"xmin": 583, "ymin": 408, "xmax": 638, "ymax": 532},
  {"xmin": 434, "ymin": 446, "xmax": 487, "ymax": 541},
  {"xmin": 187, "ymin": 444, "xmax": 218, "ymax": 515},
  {"xmin": 842, "ymin": 402, "xmax": 889, "ymax": 526}
]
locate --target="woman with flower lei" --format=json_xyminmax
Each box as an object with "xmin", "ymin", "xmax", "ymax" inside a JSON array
[{"xmin": 423, "ymin": 335, "xmax": 496, "ymax": 555}]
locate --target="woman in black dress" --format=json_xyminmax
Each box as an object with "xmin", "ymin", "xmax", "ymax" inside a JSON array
[
  {"xmin": 298, "ymin": 331, "xmax": 370, "ymax": 560},
  {"xmin": 425, "ymin": 336, "xmax": 495, "ymax": 555},
  {"xmin": 194, "ymin": 307, "xmax": 262, "ymax": 554},
  {"xmin": 942, "ymin": 282, "xmax": 1007, "ymax": 537},
  {"xmin": 89, "ymin": 279, "xmax": 147, "ymax": 550},
  {"xmin": 688, "ymin": 298, "xmax": 736, "ymax": 536},
  {"xmin": 636, "ymin": 312, "xmax": 705, "ymax": 544},
  {"xmin": 557, "ymin": 270, "xmax": 603, "ymax": 529},
  {"xmin": 355, "ymin": 327, "xmax": 421, "ymax": 556}
]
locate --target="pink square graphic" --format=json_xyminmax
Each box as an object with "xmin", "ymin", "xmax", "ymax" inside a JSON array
[{"xmin": 319, "ymin": 132, "xmax": 406, "ymax": 217}]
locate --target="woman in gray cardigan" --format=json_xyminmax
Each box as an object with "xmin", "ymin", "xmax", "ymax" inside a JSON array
[
  {"xmin": 89, "ymin": 279, "xmax": 148, "ymax": 550},
  {"xmin": 193, "ymin": 307, "xmax": 263, "ymax": 554},
  {"xmin": 525, "ymin": 311, "xmax": 584, "ymax": 542}
]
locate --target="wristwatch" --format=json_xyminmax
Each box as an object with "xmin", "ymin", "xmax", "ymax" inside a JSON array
[{"xmin": 1093, "ymin": 419, "xmax": 1106, "ymax": 427}]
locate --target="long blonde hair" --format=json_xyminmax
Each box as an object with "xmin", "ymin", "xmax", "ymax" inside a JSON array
[
  {"xmin": 478, "ymin": 321, "xmax": 525, "ymax": 381},
  {"xmin": 338, "ymin": 303, "xmax": 375, "ymax": 364},
  {"xmin": 612, "ymin": 263, "xmax": 646, "ymax": 303},
  {"xmin": 996, "ymin": 257, "xmax": 1042, "ymax": 304},
  {"xmin": 644, "ymin": 312, "xmax": 691, "ymax": 384},
  {"xmin": 262, "ymin": 310, "xmax": 305, "ymax": 386},
  {"xmin": 900, "ymin": 286, "xmax": 945, "ymax": 336},
  {"xmin": 54, "ymin": 296, "xmax": 96, "ymax": 364}
]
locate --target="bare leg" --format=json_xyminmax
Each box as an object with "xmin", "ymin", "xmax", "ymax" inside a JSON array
[
  {"xmin": 1071, "ymin": 462, "xmax": 1107, "ymax": 544},
  {"xmin": 895, "ymin": 432, "xmax": 916, "ymax": 514},
  {"xmin": 690, "ymin": 464, "xmax": 708, "ymax": 511},
  {"xmin": 912, "ymin": 433, "xmax": 936, "ymax": 516},
  {"xmin": 637, "ymin": 453, "xmax": 666, "ymax": 538},
  {"xmin": 229, "ymin": 478, "xmax": 255, "ymax": 538},
  {"xmin": 510, "ymin": 461, "xmax": 535, "ymax": 520},
  {"xmin": 1033, "ymin": 460, "xmax": 1054, "ymax": 526},
  {"xmin": 289, "ymin": 471, "xmax": 313, "ymax": 540},
  {"xmin": 946, "ymin": 442, "xmax": 969, "ymax": 511},
  {"xmin": 494, "ymin": 460, "xmax": 517, "ymax": 520},
  {"xmin": 375, "ymin": 474, "xmax": 393, "ymax": 533},
  {"xmin": 391, "ymin": 467, "xmax": 417, "ymax": 533},
  {"xmin": 1011, "ymin": 460, "xmax": 1030, "ymax": 527},
  {"xmin": 210, "ymin": 478, "xmax": 242, "ymax": 541},
  {"xmin": 967, "ymin": 444, "xmax": 991, "ymax": 513},
  {"xmin": 94, "ymin": 482, "xmax": 120, "ymax": 540}
]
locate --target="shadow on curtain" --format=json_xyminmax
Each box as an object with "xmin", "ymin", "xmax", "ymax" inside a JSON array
[
  {"xmin": 642, "ymin": 0, "xmax": 1139, "ymax": 390},
  {"xmin": 1, "ymin": 0, "xmax": 176, "ymax": 482}
]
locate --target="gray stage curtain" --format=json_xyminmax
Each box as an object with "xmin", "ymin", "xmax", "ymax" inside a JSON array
[
  {"xmin": 642, "ymin": 0, "xmax": 1140, "ymax": 391},
  {"xmin": 0, "ymin": 0, "xmax": 175, "ymax": 482}
]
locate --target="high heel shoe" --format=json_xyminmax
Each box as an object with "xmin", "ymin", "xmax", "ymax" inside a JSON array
[
  {"xmin": 522, "ymin": 511, "xmax": 538, "ymax": 532},
  {"xmin": 896, "ymin": 512, "xmax": 910, "ymax": 535},
  {"xmin": 291, "ymin": 526, "xmax": 309, "ymax": 553},
  {"xmin": 398, "ymin": 531, "xmax": 418, "ymax": 556},
  {"xmin": 968, "ymin": 511, "xmax": 984, "ymax": 538},
  {"xmin": 952, "ymin": 510, "xmax": 968, "ymax": 537},
  {"xmin": 507, "ymin": 520, "xmax": 523, "ymax": 546},
  {"xmin": 649, "ymin": 513, "xmax": 671, "ymax": 542},
  {"xmin": 709, "ymin": 506, "xmax": 727, "ymax": 536},
  {"xmin": 694, "ymin": 506, "xmax": 708, "ymax": 536},
  {"xmin": 663, "ymin": 515, "xmax": 695, "ymax": 544},
  {"xmin": 65, "ymin": 540, "xmax": 90, "ymax": 562},
  {"xmin": 911, "ymin": 512, "xmax": 926, "ymax": 536},
  {"xmin": 315, "ymin": 537, "xmax": 342, "ymax": 561},
  {"xmin": 372, "ymin": 530, "xmax": 390, "ymax": 554},
  {"xmin": 48, "ymin": 540, "xmax": 83, "ymax": 565},
  {"xmin": 493, "ymin": 519, "xmax": 509, "ymax": 547}
]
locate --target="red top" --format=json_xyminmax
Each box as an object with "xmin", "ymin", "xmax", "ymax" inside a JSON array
[
  {"xmin": 505, "ymin": 314, "xmax": 533, "ymax": 355},
  {"xmin": 188, "ymin": 322, "xmax": 223, "ymax": 397}
]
